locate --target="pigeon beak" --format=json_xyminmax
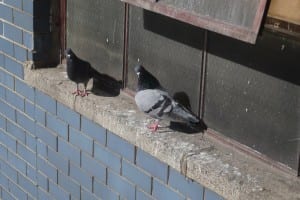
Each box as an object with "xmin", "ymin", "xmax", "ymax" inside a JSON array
[
  {"xmin": 136, "ymin": 72, "xmax": 140, "ymax": 77},
  {"xmin": 66, "ymin": 54, "xmax": 71, "ymax": 58}
]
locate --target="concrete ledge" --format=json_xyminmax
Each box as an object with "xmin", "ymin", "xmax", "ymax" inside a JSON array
[{"xmin": 24, "ymin": 63, "xmax": 300, "ymax": 200}]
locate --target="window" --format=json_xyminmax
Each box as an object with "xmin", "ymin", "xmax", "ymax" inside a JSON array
[{"xmin": 62, "ymin": 0, "xmax": 300, "ymax": 175}]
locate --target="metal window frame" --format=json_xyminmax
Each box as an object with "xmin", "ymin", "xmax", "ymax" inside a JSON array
[{"xmin": 121, "ymin": 0, "xmax": 268, "ymax": 44}]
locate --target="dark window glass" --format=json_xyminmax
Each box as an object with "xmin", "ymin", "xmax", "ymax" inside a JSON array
[
  {"xmin": 205, "ymin": 30, "xmax": 300, "ymax": 172},
  {"xmin": 67, "ymin": 0, "xmax": 124, "ymax": 80}
]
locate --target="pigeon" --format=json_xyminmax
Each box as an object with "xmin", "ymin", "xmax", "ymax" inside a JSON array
[
  {"xmin": 134, "ymin": 65, "xmax": 200, "ymax": 132},
  {"xmin": 66, "ymin": 48, "xmax": 94, "ymax": 97},
  {"xmin": 134, "ymin": 65, "xmax": 164, "ymax": 91}
]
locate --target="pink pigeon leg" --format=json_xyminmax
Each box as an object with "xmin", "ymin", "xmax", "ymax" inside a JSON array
[
  {"xmin": 72, "ymin": 84, "xmax": 83, "ymax": 96},
  {"xmin": 147, "ymin": 120, "xmax": 160, "ymax": 132}
]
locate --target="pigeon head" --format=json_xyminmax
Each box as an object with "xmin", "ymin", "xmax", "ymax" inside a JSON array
[{"xmin": 134, "ymin": 65, "xmax": 162, "ymax": 91}]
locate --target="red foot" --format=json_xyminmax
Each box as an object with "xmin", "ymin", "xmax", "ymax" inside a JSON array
[
  {"xmin": 80, "ymin": 90, "xmax": 89, "ymax": 97},
  {"xmin": 72, "ymin": 90, "xmax": 83, "ymax": 97},
  {"xmin": 147, "ymin": 122, "xmax": 159, "ymax": 132}
]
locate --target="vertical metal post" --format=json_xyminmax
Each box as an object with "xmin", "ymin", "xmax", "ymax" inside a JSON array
[
  {"xmin": 60, "ymin": 0, "xmax": 67, "ymax": 63},
  {"xmin": 199, "ymin": 30, "xmax": 208, "ymax": 118},
  {"xmin": 122, "ymin": 3, "xmax": 130, "ymax": 89}
]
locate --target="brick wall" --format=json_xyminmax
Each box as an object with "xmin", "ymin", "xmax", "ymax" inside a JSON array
[{"xmin": 0, "ymin": 1, "xmax": 224, "ymax": 200}]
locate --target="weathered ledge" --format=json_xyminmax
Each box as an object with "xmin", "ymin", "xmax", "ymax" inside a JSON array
[{"xmin": 24, "ymin": 63, "xmax": 300, "ymax": 200}]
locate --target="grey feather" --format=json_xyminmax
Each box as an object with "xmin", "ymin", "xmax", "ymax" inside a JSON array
[{"xmin": 135, "ymin": 89, "xmax": 199, "ymax": 124}]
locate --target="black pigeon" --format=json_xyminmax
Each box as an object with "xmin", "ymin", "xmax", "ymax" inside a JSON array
[
  {"xmin": 134, "ymin": 65, "xmax": 200, "ymax": 132},
  {"xmin": 66, "ymin": 48, "xmax": 93, "ymax": 97},
  {"xmin": 134, "ymin": 65, "xmax": 164, "ymax": 91}
]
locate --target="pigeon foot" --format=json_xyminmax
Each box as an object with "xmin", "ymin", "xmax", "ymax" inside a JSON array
[{"xmin": 147, "ymin": 122, "xmax": 159, "ymax": 132}]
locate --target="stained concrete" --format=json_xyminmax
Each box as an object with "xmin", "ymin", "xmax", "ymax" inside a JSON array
[{"xmin": 24, "ymin": 63, "xmax": 300, "ymax": 200}]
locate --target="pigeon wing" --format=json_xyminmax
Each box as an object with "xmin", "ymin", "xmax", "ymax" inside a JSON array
[{"xmin": 135, "ymin": 89, "xmax": 172, "ymax": 119}]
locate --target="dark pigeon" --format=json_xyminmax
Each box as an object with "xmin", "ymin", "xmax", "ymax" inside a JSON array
[
  {"xmin": 134, "ymin": 65, "xmax": 164, "ymax": 91},
  {"xmin": 134, "ymin": 65, "xmax": 200, "ymax": 132},
  {"xmin": 66, "ymin": 48, "xmax": 94, "ymax": 97}
]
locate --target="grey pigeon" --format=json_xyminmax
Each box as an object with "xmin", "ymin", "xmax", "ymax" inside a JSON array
[
  {"xmin": 66, "ymin": 48, "xmax": 93, "ymax": 97},
  {"xmin": 134, "ymin": 65, "xmax": 200, "ymax": 131}
]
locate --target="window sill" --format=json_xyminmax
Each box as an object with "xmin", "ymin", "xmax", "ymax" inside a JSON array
[{"xmin": 23, "ymin": 63, "xmax": 300, "ymax": 200}]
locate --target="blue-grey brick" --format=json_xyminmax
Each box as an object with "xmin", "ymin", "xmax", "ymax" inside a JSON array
[
  {"xmin": 35, "ymin": 105, "xmax": 45, "ymax": 125},
  {"xmin": 0, "ymin": 4, "xmax": 12, "ymax": 22},
  {"xmin": 49, "ymin": 180, "xmax": 70, "ymax": 200},
  {"xmin": 0, "ymin": 129, "xmax": 16, "ymax": 152},
  {"xmin": 58, "ymin": 172, "xmax": 81, "ymax": 200},
  {"xmin": 0, "ymin": 173, "xmax": 9, "ymax": 192},
  {"xmin": 94, "ymin": 179, "xmax": 119, "ymax": 200},
  {"xmin": 3, "ymin": 72, "xmax": 14, "ymax": 89},
  {"xmin": 81, "ymin": 188, "xmax": 99, "ymax": 200},
  {"xmin": 4, "ymin": 0, "xmax": 22, "ymax": 10},
  {"xmin": 122, "ymin": 159, "xmax": 151, "ymax": 193},
  {"xmin": 107, "ymin": 131, "xmax": 135, "ymax": 162},
  {"xmin": 7, "ymin": 121, "xmax": 26, "ymax": 144},
  {"xmin": 0, "ymin": 84, "xmax": 5, "ymax": 100},
  {"xmin": 15, "ymin": 78, "xmax": 35, "ymax": 102},
  {"xmin": 70, "ymin": 163, "xmax": 93, "ymax": 191},
  {"xmin": 107, "ymin": 170, "xmax": 135, "ymax": 200},
  {"xmin": 17, "ymin": 142, "xmax": 35, "ymax": 166},
  {"xmin": 169, "ymin": 168, "xmax": 204, "ymax": 200},
  {"xmin": 136, "ymin": 149, "xmax": 168, "ymax": 182},
  {"xmin": 0, "ymin": 21, "xmax": 3, "ymax": 35},
  {"xmin": 35, "ymin": 123, "xmax": 57, "ymax": 151},
  {"xmin": 137, "ymin": 189, "xmax": 154, "ymax": 200},
  {"xmin": 0, "ymin": 54, "xmax": 4, "ymax": 67},
  {"xmin": 25, "ymin": 100, "xmax": 34, "ymax": 117},
  {"xmin": 46, "ymin": 113, "xmax": 68, "ymax": 139},
  {"xmin": 204, "ymin": 189, "xmax": 224, "ymax": 200},
  {"xmin": 18, "ymin": 173, "xmax": 38, "ymax": 197},
  {"xmin": 3, "ymin": 22, "xmax": 22, "ymax": 44},
  {"xmin": 35, "ymin": 90, "xmax": 56, "ymax": 114},
  {"xmin": 4, "ymin": 56, "xmax": 24, "ymax": 78},
  {"xmin": 0, "ymin": 143, "xmax": 7, "ymax": 159},
  {"xmin": 37, "ymin": 156, "xmax": 57, "ymax": 183},
  {"xmin": 0, "ymin": 114, "xmax": 5, "ymax": 129},
  {"xmin": 37, "ymin": 139, "xmax": 47, "ymax": 158},
  {"xmin": 25, "ymin": 132, "xmax": 36, "ymax": 152},
  {"xmin": 22, "ymin": 0, "xmax": 33, "ymax": 14},
  {"xmin": 3, "ymin": 73, "xmax": 15, "ymax": 89},
  {"xmin": 0, "ymin": 99, "xmax": 16, "ymax": 121},
  {"xmin": 0, "ymin": 38, "xmax": 14, "ymax": 56},
  {"xmin": 13, "ymin": 9, "xmax": 33, "ymax": 32},
  {"xmin": 58, "ymin": 138, "xmax": 80, "ymax": 165},
  {"xmin": 48, "ymin": 148, "xmax": 68, "ymax": 174},
  {"xmin": 8, "ymin": 180, "xmax": 27, "ymax": 200},
  {"xmin": 6, "ymin": 89, "xmax": 24, "ymax": 111},
  {"xmin": 81, "ymin": 152, "xmax": 106, "ymax": 182},
  {"xmin": 81, "ymin": 116, "xmax": 106, "ymax": 144},
  {"xmin": 16, "ymin": 111, "xmax": 35, "ymax": 133},
  {"xmin": 0, "ymin": 160, "xmax": 17, "ymax": 182},
  {"xmin": 6, "ymin": 120, "xmax": 25, "ymax": 144},
  {"xmin": 57, "ymin": 102, "xmax": 80, "ymax": 129},
  {"xmin": 94, "ymin": 143, "xmax": 121, "ymax": 173},
  {"xmin": 23, "ymin": 31, "xmax": 33, "ymax": 49},
  {"xmin": 7, "ymin": 150, "xmax": 26, "ymax": 174},
  {"xmin": 38, "ymin": 188, "xmax": 52, "ymax": 200},
  {"xmin": 2, "ymin": 188, "xmax": 16, "ymax": 200},
  {"xmin": 69, "ymin": 127, "xmax": 93, "ymax": 155},
  {"xmin": 27, "ymin": 164, "xmax": 37, "ymax": 182},
  {"xmin": 153, "ymin": 178, "xmax": 185, "ymax": 200},
  {"xmin": 37, "ymin": 170, "xmax": 48, "ymax": 191},
  {"xmin": 14, "ymin": 44, "xmax": 27, "ymax": 62}
]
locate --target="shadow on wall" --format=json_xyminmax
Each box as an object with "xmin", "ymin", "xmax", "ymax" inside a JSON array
[{"xmin": 143, "ymin": 9, "xmax": 300, "ymax": 86}]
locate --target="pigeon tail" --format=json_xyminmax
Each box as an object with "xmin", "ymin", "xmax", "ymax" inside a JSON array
[{"xmin": 170, "ymin": 103, "xmax": 200, "ymax": 124}]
